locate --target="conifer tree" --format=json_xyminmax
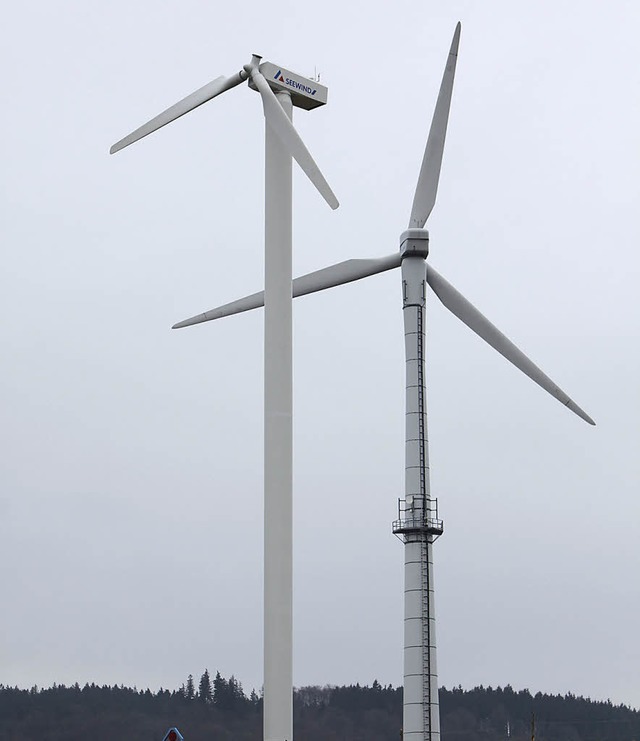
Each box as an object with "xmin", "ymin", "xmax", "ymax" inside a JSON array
[
  {"xmin": 185, "ymin": 674, "xmax": 195, "ymax": 701},
  {"xmin": 198, "ymin": 669, "xmax": 213, "ymax": 704},
  {"xmin": 213, "ymin": 671, "xmax": 227, "ymax": 709}
]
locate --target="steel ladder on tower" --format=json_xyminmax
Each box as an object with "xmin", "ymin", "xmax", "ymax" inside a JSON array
[{"xmin": 416, "ymin": 304, "xmax": 432, "ymax": 741}]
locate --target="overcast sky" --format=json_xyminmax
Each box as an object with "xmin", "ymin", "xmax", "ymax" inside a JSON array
[{"xmin": 2, "ymin": 0, "xmax": 639, "ymax": 711}]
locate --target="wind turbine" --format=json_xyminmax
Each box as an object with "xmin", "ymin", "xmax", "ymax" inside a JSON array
[
  {"xmin": 111, "ymin": 55, "xmax": 338, "ymax": 741},
  {"xmin": 171, "ymin": 24, "xmax": 595, "ymax": 741}
]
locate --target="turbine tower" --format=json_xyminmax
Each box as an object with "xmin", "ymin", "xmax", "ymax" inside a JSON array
[
  {"xmin": 110, "ymin": 56, "xmax": 338, "ymax": 741},
  {"xmin": 172, "ymin": 24, "xmax": 594, "ymax": 741}
]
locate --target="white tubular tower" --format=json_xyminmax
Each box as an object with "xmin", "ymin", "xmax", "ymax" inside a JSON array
[
  {"xmin": 263, "ymin": 90, "xmax": 294, "ymax": 741},
  {"xmin": 393, "ymin": 229, "xmax": 443, "ymax": 741}
]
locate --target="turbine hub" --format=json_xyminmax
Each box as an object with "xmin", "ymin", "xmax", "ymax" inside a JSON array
[{"xmin": 400, "ymin": 228, "xmax": 429, "ymax": 259}]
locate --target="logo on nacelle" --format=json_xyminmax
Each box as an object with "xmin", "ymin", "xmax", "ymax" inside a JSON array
[
  {"xmin": 257, "ymin": 61, "xmax": 327, "ymax": 109},
  {"xmin": 273, "ymin": 70, "xmax": 317, "ymax": 96}
]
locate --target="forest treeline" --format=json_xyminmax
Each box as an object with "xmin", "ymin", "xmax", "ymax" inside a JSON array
[{"xmin": 0, "ymin": 671, "xmax": 638, "ymax": 741}]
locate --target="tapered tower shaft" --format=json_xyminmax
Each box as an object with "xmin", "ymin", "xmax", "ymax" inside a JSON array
[
  {"xmin": 393, "ymin": 235, "xmax": 443, "ymax": 741},
  {"xmin": 263, "ymin": 90, "xmax": 294, "ymax": 741}
]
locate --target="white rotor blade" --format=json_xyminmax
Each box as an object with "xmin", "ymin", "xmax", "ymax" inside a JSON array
[
  {"xmin": 426, "ymin": 265, "xmax": 595, "ymax": 425},
  {"xmin": 409, "ymin": 22, "xmax": 461, "ymax": 228},
  {"xmin": 293, "ymin": 253, "xmax": 400, "ymax": 294},
  {"xmin": 173, "ymin": 291, "xmax": 265, "ymax": 328},
  {"xmin": 250, "ymin": 69, "xmax": 339, "ymax": 210},
  {"xmin": 110, "ymin": 72, "xmax": 246, "ymax": 154},
  {"xmin": 173, "ymin": 253, "xmax": 400, "ymax": 328}
]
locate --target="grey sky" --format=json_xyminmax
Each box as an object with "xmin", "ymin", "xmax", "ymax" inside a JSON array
[{"xmin": 1, "ymin": 0, "xmax": 638, "ymax": 710}]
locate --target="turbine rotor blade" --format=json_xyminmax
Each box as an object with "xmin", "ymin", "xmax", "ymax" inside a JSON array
[
  {"xmin": 293, "ymin": 253, "xmax": 401, "ymax": 294},
  {"xmin": 172, "ymin": 253, "xmax": 401, "ymax": 328},
  {"xmin": 110, "ymin": 72, "xmax": 246, "ymax": 154},
  {"xmin": 173, "ymin": 291, "xmax": 265, "ymax": 329},
  {"xmin": 249, "ymin": 68, "xmax": 339, "ymax": 210},
  {"xmin": 409, "ymin": 22, "xmax": 461, "ymax": 228},
  {"xmin": 426, "ymin": 265, "xmax": 595, "ymax": 425}
]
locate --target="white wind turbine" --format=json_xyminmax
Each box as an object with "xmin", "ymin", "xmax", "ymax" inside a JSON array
[
  {"xmin": 111, "ymin": 55, "xmax": 338, "ymax": 741},
  {"xmin": 172, "ymin": 24, "xmax": 595, "ymax": 741}
]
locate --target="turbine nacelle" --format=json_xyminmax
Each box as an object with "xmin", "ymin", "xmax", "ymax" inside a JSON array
[
  {"xmin": 400, "ymin": 228, "xmax": 429, "ymax": 259},
  {"xmin": 248, "ymin": 59, "xmax": 329, "ymax": 110}
]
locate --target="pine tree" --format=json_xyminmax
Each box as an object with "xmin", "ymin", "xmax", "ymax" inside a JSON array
[
  {"xmin": 198, "ymin": 669, "xmax": 213, "ymax": 704},
  {"xmin": 185, "ymin": 674, "xmax": 195, "ymax": 701},
  {"xmin": 213, "ymin": 671, "xmax": 228, "ymax": 709}
]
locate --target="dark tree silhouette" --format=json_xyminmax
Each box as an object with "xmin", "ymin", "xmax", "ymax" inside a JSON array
[
  {"xmin": 184, "ymin": 674, "xmax": 195, "ymax": 701},
  {"xmin": 198, "ymin": 669, "xmax": 213, "ymax": 704},
  {"xmin": 0, "ymin": 678, "xmax": 637, "ymax": 741}
]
